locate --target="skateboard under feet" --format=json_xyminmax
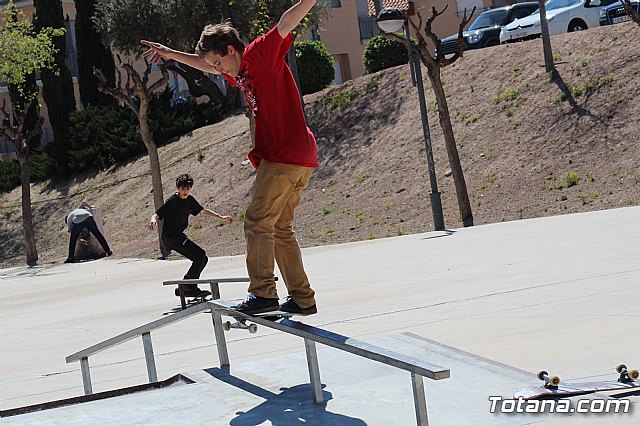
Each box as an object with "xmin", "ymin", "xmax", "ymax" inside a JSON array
[{"xmin": 222, "ymin": 310, "xmax": 295, "ymax": 333}]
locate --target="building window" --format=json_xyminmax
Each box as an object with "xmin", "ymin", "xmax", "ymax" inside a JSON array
[
  {"xmin": 358, "ymin": 17, "xmax": 376, "ymax": 40},
  {"xmin": 331, "ymin": 0, "xmax": 342, "ymax": 7}
]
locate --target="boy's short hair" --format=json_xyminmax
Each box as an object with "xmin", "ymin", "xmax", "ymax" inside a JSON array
[
  {"xmin": 195, "ymin": 22, "xmax": 245, "ymax": 59},
  {"xmin": 176, "ymin": 173, "xmax": 194, "ymax": 189}
]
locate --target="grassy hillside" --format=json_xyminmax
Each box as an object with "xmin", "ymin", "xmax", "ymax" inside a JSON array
[{"xmin": 1, "ymin": 22, "xmax": 639, "ymax": 267}]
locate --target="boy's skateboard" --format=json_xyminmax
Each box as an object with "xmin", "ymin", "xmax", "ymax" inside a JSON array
[
  {"xmin": 185, "ymin": 294, "xmax": 210, "ymax": 305},
  {"xmin": 514, "ymin": 365, "xmax": 640, "ymax": 399},
  {"xmin": 222, "ymin": 310, "xmax": 296, "ymax": 333}
]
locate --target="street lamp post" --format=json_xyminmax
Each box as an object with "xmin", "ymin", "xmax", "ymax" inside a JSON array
[{"xmin": 376, "ymin": 8, "xmax": 445, "ymax": 231}]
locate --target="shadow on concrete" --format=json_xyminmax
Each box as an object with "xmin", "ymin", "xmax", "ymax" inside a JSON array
[
  {"xmin": 421, "ymin": 229, "xmax": 456, "ymax": 240},
  {"xmin": 205, "ymin": 367, "xmax": 367, "ymax": 426}
]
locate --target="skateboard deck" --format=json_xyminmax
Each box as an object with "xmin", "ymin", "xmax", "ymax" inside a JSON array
[
  {"xmin": 222, "ymin": 309, "xmax": 296, "ymax": 333},
  {"xmin": 185, "ymin": 294, "xmax": 209, "ymax": 305},
  {"xmin": 515, "ymin": 365, "xmax": 640, "ymax": 399}
]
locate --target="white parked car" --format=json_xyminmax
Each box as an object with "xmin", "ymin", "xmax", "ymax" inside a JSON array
[{"xmin": 499, "ymin": 0, "xmax": 615, "ymax": 43}]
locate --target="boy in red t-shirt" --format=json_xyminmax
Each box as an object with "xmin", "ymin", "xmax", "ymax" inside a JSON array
[{"xmin": 142, "ymin": 0, "xmax": 318, "ymax": 315}]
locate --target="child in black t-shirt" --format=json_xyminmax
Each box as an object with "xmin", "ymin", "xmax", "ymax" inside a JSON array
[{"xmin": 149, "ymin": 174, "xmax": 233, "ymax": 297}]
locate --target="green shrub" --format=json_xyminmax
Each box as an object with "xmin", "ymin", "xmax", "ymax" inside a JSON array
[
  {"xmin": 65, "ymin": 88, "xmax": 224, "ymax": 173},
  {"xmin": 295, "ymin": 40, "xmax": 335, "ymax": 95},
  {"xmin": 66, "ymin": 104, "xmax": 141, "ymax": 172},
  {"xmin": 0, "ymin": 159, "xmax": 20, "ymax": 193},
  {"xmin": 363, "ymin": 35, "xmax": 409, "ymax": 74}
]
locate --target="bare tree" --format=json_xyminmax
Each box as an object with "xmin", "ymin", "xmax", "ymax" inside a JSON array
[
  {"xmin": 0, "ymin": 99, "xmax": 44, "ymax": 266},
  {"xmin": 620, "ymin": 0, "xmax": 640, "ymax": 26},
  {"xmin": 389, "ymin": 7, "xmax": 475, "ymax": 226},
  {"xmin": 538, "ymin": 0, "xmax": 556, "ymax": 74},
  {"xmin": 94, "ymin": 57, "xmax": 169, "ymax": 253}
]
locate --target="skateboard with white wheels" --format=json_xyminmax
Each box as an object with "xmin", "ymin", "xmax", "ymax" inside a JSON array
[
  {"xmin": 514, "ymin": 364, "xmax": 640, "ymax": 399},
  {"xmin": 186, "ymin": 294, "xmax": 210, "ymax": 305},
  {"xmin": 222, "ymin": 310, "xmax": 296, "ymax": 333}
]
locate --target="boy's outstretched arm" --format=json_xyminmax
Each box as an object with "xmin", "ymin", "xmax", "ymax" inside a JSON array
[
  {"xmin": 140, "ymin": 40, "xmax": 220, "ymax": 75},
  {"xmin": 202, "ymin": 208, "xmax": 234, "ymax": 224},
  {"xmin": 278, "ymin": 0, "xmax": 317, "ymax": 38}
]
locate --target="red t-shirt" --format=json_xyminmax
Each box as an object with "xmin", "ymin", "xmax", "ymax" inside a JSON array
[{"xmin": 221, "ymin": 26, "xmax": 318, "ymax": 169}]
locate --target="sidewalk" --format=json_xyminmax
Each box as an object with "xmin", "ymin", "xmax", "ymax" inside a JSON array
[{"xmin": 2, "ymin": 206, "xmax": 639, "ymax": 424}]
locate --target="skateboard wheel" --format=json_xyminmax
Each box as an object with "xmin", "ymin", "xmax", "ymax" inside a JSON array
[
  {"xmin": 617, "ymin": 364, "xmax": 627, "ymax": 374},
  {"xmin": 629, "ymin": 370, "xmax": 639, "ymax": 380},
  {"xmin": 248, "ymin": 324, "xmax": 258, "ymax": 333},
  {"xmin": 550, "ymin": 376, "xmax": 561, "ymax": 386},
  {"xmin": 223, "ymin": 321, "xmax": 231, "ymax": 331},
  {"xmin": 538, "ymin": 371, "xmax": 549, "ymax": 381}
]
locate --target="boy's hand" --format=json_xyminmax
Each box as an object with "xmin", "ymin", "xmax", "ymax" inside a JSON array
[
  {"xmin": 140, "ymin": 40, "xmax": 173, "ymax": 63},
  {"xmin": 148, "ymin": 219, "xmax": 157, "ymax": 231}
]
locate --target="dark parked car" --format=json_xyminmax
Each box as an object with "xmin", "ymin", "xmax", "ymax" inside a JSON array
[
  {"xmin": 439, "ymin": 2, "xmax": 539, "ymax": 56},
  {"xmin": 599, "ymin": 0, "xmax": 640, "ymax": 25}
]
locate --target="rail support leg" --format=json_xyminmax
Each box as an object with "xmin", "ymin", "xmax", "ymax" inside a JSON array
[
  {"xmin": 304, "ymin": 338, "xmax": 323, "ymax": 404},
  {"xmin": 178, "ymin": 284, "xmax": 186, "ymax": 309},
  {"xmin": 80, "ymin": 357, "xmax": 93, "ymax": 396},
  {"xmin": 142, "ymin": 332, "xmax": 158, "ymax": 382},
  {"xmin": 209, "ymin": 283, "xmax": 229, "ymax": 366},
  {"xmin": 411, "ymin": 372, "xmax": 429, "ymax": 425}
]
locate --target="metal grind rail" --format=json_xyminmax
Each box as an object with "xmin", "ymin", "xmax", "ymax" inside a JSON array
[{"xmin": 66, "ymin": 281, "xmax": 450, "ymax": 425}]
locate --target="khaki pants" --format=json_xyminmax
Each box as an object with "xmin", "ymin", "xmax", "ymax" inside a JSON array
[{"xmin": 244, "ymin": 160, "xmax": 316, "ymax": 308}]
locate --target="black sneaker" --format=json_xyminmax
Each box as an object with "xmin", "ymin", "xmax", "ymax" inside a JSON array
[
  {"xmin": 64, "ymin": 258, "xmax": 75, "ymax": 264},
  {"xmin": 280, "ymin": 297, "xmax": 317, "ymax": 316},
  {"xmin": 233, "ymin": 294, "xmax": 279, "ymax": 315},
  {"xmin": 176, "ymin": 285, "xmax": 211, "ymax": 298}
]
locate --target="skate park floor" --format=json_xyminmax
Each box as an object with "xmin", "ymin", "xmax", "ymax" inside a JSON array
[{"xmin": 2, "ymin": 206, "xmax": 639, "ymax": 425}]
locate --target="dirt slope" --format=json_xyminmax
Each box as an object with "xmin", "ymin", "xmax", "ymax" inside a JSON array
[{"xmin": 1, "ymin": 22, "xmax": 639, "ymax": 267}]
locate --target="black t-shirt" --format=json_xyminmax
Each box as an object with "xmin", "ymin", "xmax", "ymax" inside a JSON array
[{"xmin": 156, "ymin": 194, "xmax": 204, "ymax": 238}]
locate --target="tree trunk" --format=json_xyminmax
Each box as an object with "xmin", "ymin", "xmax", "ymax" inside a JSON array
[
  {"xmin": 16, "ymin": 148, "xmax": 38, "ymax": 265},
  {"xmin": 538, "ymin": 0, "xmax": 555, "ymax": 74},
  {"xmin": 427, "ymin": 68, "xmax": 474, "ymax": 227},
  {"xmin": 138, "ymin": 97, "xmax": 166, "ymax": 254}
]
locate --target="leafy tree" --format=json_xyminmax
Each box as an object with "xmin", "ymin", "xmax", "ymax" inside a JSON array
[
  {"xmin": 364, "ymin": 35, "xmax": 408, "ymax": 74},
  {"xmin": 0, "ymin": 1, "xmax": 65, "ymax": 265},
  {"xmin": 74, "ymin": 0, "xmax": 116, "ymax": 107},
  {"xmin": 93, "ymin": 0, "xmax": 238, "ymax": 108},
  {"xmin": 33, "ymin": 0, "xmax": 77, "ymax": 177},
  {"xmin": 295, "ymin": 40, "xmax": 334, "ymax": 94}
]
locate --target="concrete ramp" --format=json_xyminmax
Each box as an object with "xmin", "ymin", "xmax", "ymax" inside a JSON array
[{"xmin": 4, "ymin": 333, "xmax": 627, "ymax": 425}]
